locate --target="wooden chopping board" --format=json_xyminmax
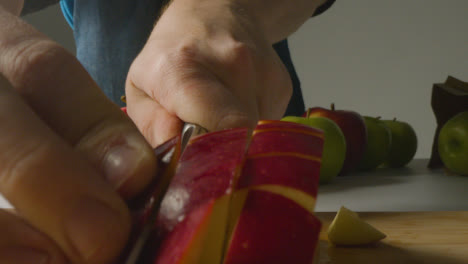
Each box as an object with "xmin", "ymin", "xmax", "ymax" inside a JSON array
[{"xmin": 315, "ymin": 211, "xmax": 468, "ymax": 264}]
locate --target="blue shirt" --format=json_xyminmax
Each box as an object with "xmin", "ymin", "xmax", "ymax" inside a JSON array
[{"xmin": 60, "ymin": 0, "xmax": 334, "ymax": 116}]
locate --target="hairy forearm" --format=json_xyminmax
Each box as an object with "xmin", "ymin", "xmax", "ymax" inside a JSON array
[
  {"xmin": 165, "ymin": 0, "xmax": 326, "ymax": 44},
  {"xmin": 0, "ymin": 0, "xmax": 24, "ymax": 16}
]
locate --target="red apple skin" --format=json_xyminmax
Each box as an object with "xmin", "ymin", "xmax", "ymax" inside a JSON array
[
  {"xmin": 238, "ymin": 121, "xmax": 324, "ymax": 198},
  {"xmin": 307, "ymin": 105, "xmax": 367, "ymax": 174},
  {"xmin": 224, "ymin": 190, "xmax": 322, "ymax": 264}
]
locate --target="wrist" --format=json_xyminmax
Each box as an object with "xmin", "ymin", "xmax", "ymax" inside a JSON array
[
  {"xmin": 153, "ymin": 0, "xmax": 267, "ymax": 47},
  {"xmin": 160, "ymin": 0, "xmax": 322, "ymax": 44}
]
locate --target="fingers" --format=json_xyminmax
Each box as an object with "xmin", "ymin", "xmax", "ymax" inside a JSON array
[
  {"xmin": 0, "ymin": 210, "xmax": 68, "ymax": 264},
  {"xmin": 125, "ymin": 86, "xmax": 184, "ymax": 147},
  {"xmin": 0, "ymin": 8, "xmax": 156, "ymax": 197},
  {"xmin": 0, "ymin": 76, "xmax": 130, "ymax": 264}
]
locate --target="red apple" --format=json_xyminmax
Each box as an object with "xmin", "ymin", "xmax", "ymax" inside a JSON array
[
  {"xmin": 306, "ymin": 104, "xmax": 367, "ymax": 174},
  {"xmin": 130, "ymin": 121, "xmax": 325, "ymax": 264}
]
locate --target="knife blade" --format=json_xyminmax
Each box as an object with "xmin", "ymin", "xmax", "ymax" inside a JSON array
[{"xmin": 123, "ymin": 123, "xmax": 207, "ymax": 264}]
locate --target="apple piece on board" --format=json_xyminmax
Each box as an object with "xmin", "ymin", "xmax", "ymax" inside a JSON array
[
  {"xmin": 382, "ymin": 118, "xmax": 418, "ymax": 168},
  {"xmin": 438, "ymin": 111, "xmax": 468, "ymax": 175},
  {"xmin": 306, "ymin": 104, "xmax": 367, "ymax": 175},
  {"xmin": 328, "ymin": 206, "xmax": 386, "ymax": 246},
  {"xmin": 281, "ymin": 116, "xmax": 346, "ymax": 184},
  {"xmin": 357, "ymin": 116, "xmax": 392, "ymax": 171},
  {"xmin": 223, "ymin": 190, "xmax": 322, "ymax": 264}
]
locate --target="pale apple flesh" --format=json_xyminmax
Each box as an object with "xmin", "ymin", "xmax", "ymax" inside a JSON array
[{"xmin": 327, "ymin": 206, "xmax": 386, "ymax": 246}]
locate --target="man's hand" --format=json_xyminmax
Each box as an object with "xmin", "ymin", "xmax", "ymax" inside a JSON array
[
  {"xmin": 125, "ymin": 0, "xmax": 295, "ymax": 146},
  {"xmin": 0, "ymin": 6, "xmax": 157, "ymax": 264}
]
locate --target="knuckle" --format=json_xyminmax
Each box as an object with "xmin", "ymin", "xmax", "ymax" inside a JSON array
[
  {"xmin": 226, "ymin": 42, "xmax": 255, "ymax": 69},
  {"xmin": 3, "ymin": 39, "xmax": 71, "ymax": 95}
]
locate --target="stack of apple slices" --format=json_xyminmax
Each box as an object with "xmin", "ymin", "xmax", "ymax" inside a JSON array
[{"xmin": 137, "ymin": 120, "xmax": 325, "ymax": 264}]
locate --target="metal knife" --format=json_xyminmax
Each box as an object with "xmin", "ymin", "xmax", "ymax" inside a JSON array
[{"xmin": 123, "ymin": 123, "xmax": 207, "ymax": 264}]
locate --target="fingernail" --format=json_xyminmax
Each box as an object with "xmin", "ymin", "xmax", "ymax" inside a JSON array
[
  {"xmin": 65, "ymin": 197, "xmax": 128, "ymax": 262},
  {"xmin": 0, "ymin": 247, "xmax": 49, "ymax": 264},
  {"xmin": 103, "ymin": 134, "xmax": 150, "ymax": 188}
]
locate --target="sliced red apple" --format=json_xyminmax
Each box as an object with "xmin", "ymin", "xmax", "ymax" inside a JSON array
[{"xmin": 134, "ymin": 121, "xmax": 325, "ymax": 264}]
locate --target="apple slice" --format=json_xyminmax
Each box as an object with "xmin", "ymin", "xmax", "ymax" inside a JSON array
[
  {"xmin": 223, "ymin": 190, "xmax": 322, "ymax": 264},
  {"xmin": 327, "ymin": 206, "xmax": 386, "ymax": 246},
  {"xmin": 150, "ymin": 128, "xmax": 250, "ymax": 264},
  {"xmin": 222, "ymin": 121, "xmax": 324, "ymax": 264},
  {"xmin": 152, "ymin": 200, "xmax": 215, "ymax": 264},
  {"xmin": 158, "ymin": 127, "xmax": 250, "ymax": 230}
]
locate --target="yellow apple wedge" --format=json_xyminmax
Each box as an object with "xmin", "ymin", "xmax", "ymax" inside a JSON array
[{"xmin": 327, "ymin": 206, "xmax": 386, "ymax": 246}]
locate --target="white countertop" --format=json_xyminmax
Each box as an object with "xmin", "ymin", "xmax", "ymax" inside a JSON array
[
  {"xmin": 2, "ymin": 159, "xmax": 467, "ymax": 212},
  {"xmin": 316, "ymin": 159, "xmax": 468, "ymax": 212}
]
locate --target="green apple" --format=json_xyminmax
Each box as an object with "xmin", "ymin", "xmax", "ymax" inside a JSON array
[
  {"xmin": 438, "ymin": 111, "xmax": 468, "ymax": 175},
  {"xmin": 382, "ymin": 118, "xmax": 418, "ymax": 168},
  {"xmin": 282, "ymin": 116, "xmax": 346, "ymax": 183},
  {"xmin": 358, "ymin": 116, "xmax": 392, "ymax": 171}
]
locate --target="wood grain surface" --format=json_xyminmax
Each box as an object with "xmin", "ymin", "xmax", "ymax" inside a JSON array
[{"xmin": 315, "ymin": 211, "xmax": 468, "ymax": 264}]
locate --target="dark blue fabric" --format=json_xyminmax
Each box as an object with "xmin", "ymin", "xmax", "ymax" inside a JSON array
[{"xmin": 62, "ymin": 0, "xmax": 334, "ymax": 116}]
